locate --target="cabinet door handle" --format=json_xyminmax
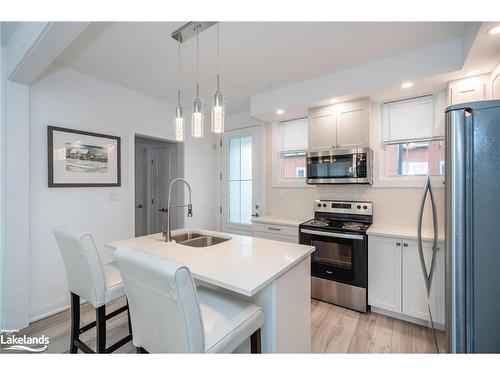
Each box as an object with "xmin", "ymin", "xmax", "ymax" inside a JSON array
[
  {"xmin": 268, "ymin": 227, "xmax": 281, "ymax": 231},
  {"xmin": 403, "ymin": 243, "xmax": 408, "ymax": 247},
  {"xmin": 396, "ymin": 242, "xmax": 401, "ymax": 246}
]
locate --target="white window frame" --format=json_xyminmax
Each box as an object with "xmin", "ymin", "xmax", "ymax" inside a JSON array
[
  {"xmin": 372, "ymin": 91, "xmax": 446, "ymax": 188},
  {"xmin": 271, "ymin": 120, "xmax": 312, "ymax": 188}
]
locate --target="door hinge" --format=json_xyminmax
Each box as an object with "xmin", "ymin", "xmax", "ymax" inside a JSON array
[
  {"xmin": 151, "ymin": 199, "xmax": 154, "ymax": 204},
  {"xmin": 219, "ymin": 172, "xmax": 222, "ymax": 180},
  {"xmin": 220, "ymin": 139, "xmax": 222, "ymax": 147},
  {"xmin": 219, "ymin": 206, "xmax": 222, "ymax": 214},
  {"xmin": 151, "ymin": 159, "xmax": 154, "ymax": 165}
]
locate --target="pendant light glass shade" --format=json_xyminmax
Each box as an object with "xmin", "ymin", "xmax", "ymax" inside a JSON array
[
  {"xmin": 211, "ymin": 81, "xmax": 225, "ymax": 134},
  {"xmin": 191, "ymin": 94, "xmax": 204, "ymax": 138},
  {"xmin": 174, "ymin": 101, "xmax": 185, "ymax": 141},
  {"xmin": 211, "ymin": 24, "xmax": 225, "ymax": 134}
]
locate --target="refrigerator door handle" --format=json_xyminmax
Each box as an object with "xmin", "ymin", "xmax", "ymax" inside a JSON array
[{"xmin": 417, "ymin": 172, "xmax": 439, "ymax": 296}]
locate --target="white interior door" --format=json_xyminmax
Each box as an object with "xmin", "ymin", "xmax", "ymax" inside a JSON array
[
  {"xmin": 222, "ymin": 126, "xmax": 261, "ymax": 235},
  {"xmin": 152, "ymin": 145, "xmax": 178, "ymax": 233}
]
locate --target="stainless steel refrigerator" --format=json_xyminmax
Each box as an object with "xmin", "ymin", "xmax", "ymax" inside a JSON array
[{"xmin": 445, "ymin": 100, "xmax": 500, "ymax": 353}]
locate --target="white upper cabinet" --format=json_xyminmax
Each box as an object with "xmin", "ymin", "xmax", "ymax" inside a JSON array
[
  {"xmin": 308, "ymin": 113, "xmax": 336, "ymax": 151},
  {"xmin": 336, "ymin": 100, "xmax": 370, "ymax": 148},
  {"xmin": 448, "ymin": 74, "xmax": 489, "ymax": 105},
  {"xmin": 308, "ymin": 99, "xmax": 370, "ymax": 152}
]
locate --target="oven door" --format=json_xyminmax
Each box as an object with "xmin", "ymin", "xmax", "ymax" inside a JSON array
[{"xmin": 300, "ymin": 228, "xmax": 367, "ymax": 288}]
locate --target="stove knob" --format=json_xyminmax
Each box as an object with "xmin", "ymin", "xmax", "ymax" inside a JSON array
[
  {"xmin": 322, "ymin": 204, "xmax": 327, "ymax": 208},
  {"xmin": 363, "ymin": 205, "xmax": 368, "ymax": 209},
  {"xmin": 317, "ymin": 203, "xmax": 322, "ymax": 208},
  {"xmin": 357, "ymin": 205, "xmax": 361, "ymax": 209}
]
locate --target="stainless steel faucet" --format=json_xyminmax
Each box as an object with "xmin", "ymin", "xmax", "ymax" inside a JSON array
[{"xmin": 162, "ymin": 177, "xmax": 193, "ymax": 242}]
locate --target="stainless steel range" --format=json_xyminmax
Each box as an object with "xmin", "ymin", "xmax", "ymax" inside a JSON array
[{"xmin": 299, "ymin": 200, "xmax": 372, "ymax": 313}]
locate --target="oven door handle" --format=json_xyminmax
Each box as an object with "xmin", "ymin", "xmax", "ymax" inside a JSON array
[{"xmin": 300, "ymin": 228, "xmax": 364, "ymax": 240}]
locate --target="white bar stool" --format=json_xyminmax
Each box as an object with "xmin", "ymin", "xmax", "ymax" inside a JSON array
[
  {"xmin": 53, "ymin": 227, "xmax": 133, "ymax": 353},
  {"xmin": 114, "ymin": 247, "xmax": 264, "ymax": 353}
]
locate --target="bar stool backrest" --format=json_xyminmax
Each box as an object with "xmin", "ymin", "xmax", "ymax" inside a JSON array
[
  {"xmin": 53, "ymin": 226, "xmax": 106, "ymax": 308},
  {"xmin": 115, "ymin": 247, "xmax": 205, "ymax": 353}
]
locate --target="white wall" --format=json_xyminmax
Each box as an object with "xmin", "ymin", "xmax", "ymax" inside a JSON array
[
  {"xmin": 0, "ymin": 27, "xmax": 5, "ymax": 331},
  {"xmin": 4, "ymin": 81, "xmax": 30, "ymax": 330},
  {"xmin": 28, "ymin": 67, "xmax": 217, "ymax": 321}
]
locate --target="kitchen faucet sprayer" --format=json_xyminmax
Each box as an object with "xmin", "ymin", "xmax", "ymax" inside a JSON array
[{"xmin": 161, "ymin": 177, "xmax": 193, "ymax": 242}]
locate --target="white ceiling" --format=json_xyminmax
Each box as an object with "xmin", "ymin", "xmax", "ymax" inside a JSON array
[{"xmin": 54, "ymin": 22, "xmax": 471, "ymax": 114}]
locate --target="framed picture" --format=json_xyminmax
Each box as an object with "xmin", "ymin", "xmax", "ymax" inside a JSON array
[{"xmin": 48, "ymin": 126, "xmax": 121, "ymax": 187}]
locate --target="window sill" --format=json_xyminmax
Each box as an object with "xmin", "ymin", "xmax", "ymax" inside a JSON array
[
  {"xmin": 271, "ymin": 179, "xmax": 314, "ymax": 189},
  {"xmin": 373, "ymin": 175, "xmax": 445, "ymax": 189}
]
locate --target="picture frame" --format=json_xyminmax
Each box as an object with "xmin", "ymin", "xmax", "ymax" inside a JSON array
[{"xmin": 47, "ymin": 126, "xmax": 121, "ymax": 187}]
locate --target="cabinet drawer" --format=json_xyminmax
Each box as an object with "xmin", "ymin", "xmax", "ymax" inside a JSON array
[
  {"xmin": 253, "ymin": 231, "xmax": 298, "ymax": 243},
  {"xmin": 252, "ymin": 223, "xmax": 299, "ymax": 237}
]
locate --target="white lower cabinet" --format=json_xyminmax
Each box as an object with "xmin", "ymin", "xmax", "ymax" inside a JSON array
[
  {"xmin": 252, "ymin": 223, "xmax": 299, "ymax": 243},
  {"xmin": 369, "ymin": 235, "xmax": 444, "ymax": 326},
  {"xmin": 368, "ymin": 236, "xmax": 402, "ymax": 312}
]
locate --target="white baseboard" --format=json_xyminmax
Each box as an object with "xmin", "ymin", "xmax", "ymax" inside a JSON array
[
  {"xmin": 29, "ymin": 295, "xmax": 70, "ymax": 323},
  {"xmin": 370, "ymin": 306, "xmax": 445, "ymax": 331}
]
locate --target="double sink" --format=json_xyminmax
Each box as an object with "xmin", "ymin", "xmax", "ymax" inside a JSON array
[{"xmin": 169, "ymin": 231, "xmax": 230, "ymax": 248}]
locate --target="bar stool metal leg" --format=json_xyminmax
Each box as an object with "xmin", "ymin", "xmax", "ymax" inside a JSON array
[
  {"xmin": 126, "ymin": 300, "xmax": 132, "ymax": 336},
  {"xmin": 70, "ymin": 293, "xmax": 80, "ymax": 354},
  {"xmin": 250, "ymin": 329, "xmax": 261, "ymax": 354},
  {"xmin": 96, "ymin": 306, "xmax": 106, "ymax": 353}
]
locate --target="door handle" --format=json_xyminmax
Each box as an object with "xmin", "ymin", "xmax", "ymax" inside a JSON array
[
  {"xmin": 137, "ymin": 204, "xmax": 143, "ymax": 209},
  {"xmin": 300, "ymin": 228, "xmax": 364, "ymax": 240},
  {"xmin": 158, "ymin": 208, "xmax": 168, "ymax": 213},
  {"xmin": 417, "ymin": 172, "xmax": 438, "ymax": 297},
  {"xmin": 251, "ymin": 213, "xmax": 260, "ymax": 217}
]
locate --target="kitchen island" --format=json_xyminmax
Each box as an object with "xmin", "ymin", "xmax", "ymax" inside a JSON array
[{"xmin": 106, "ymin": 228, "xmax": 315, "ymax": 353}]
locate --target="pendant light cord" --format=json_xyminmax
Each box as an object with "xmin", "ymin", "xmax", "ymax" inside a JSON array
[
  {"xmin": 177, "ymin": 38, "xmax": 181, "ymax": 103},
  {"xmin": 196, "ymin": 26, "xmax": 199, "ymax": 97},
  {"xmin": 217, "ymin": 23, "xmax": 220, "ymax": 90}
]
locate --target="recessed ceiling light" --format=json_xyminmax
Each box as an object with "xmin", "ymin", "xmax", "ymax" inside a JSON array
[
  {"xmin": 330, "ymin": 98, "xmax": 338, "ymax": 104},
  {"xmin": 487, "ymin": 25, "xmax": 500, "ymax": 36},
  {"xmin": 276, "ymin": 109, "xmax": 284, "ymax": 115},
  {"xmin": 465, "ymin": 70, "xmax": 480, "ymax": 77},
  {"xmin": 401, "ymin": 82, "xmax": 413, "ymax": 89}
]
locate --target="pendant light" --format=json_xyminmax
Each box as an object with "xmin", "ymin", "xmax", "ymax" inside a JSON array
[
  {"xmin": 211, "ymin": 23, "xmax": 225, "ymax": 134},
  {"xmin": 174, "ymin": 38, "xmax": 185, "ymax": 141},
  {"xmin": 191, "ymin": 27, "xmax": 204, "ymax": 138}
]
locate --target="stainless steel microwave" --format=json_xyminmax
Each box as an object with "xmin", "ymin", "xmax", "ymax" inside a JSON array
[{"xmin": 306, "ymin": 148, "xmax": 373, "ymax": 184}]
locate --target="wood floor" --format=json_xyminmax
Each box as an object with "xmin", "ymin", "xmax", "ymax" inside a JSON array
[
  {"xmin": 311, "ymin": 299, "xmax": 446, "ymax": 353},
  {"xmin": 2, "ymin": 298, "xmax": 445, "ymax": 354}
]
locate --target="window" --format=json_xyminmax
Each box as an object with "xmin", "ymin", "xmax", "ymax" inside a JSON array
[
  {"xmin": 228, "ymin": 136, "xmax": 252, "ymax": 225},
  {"xmin": 385, "ymin": 140, "xmax": 444, "ymax": 176},
  {"xmin": 272, "ymin": 118, "xmax": 308, "ymax": 186},
  {"xmin": 382, "ymin": 95, "xmax": 444, "ymax": 177}
]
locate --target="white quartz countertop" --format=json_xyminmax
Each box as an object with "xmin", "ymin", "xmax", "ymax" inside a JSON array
[
  {"xmin": 367, "ymin": 224, "xmax": 445, "ymax": 242},
  {"xmin": 251, "ymin": 215, "xmax": 307, "ymax": 227},
  {"xmin": 106, "ymin": 228, "xmax": 314, "ymax": 297}
]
